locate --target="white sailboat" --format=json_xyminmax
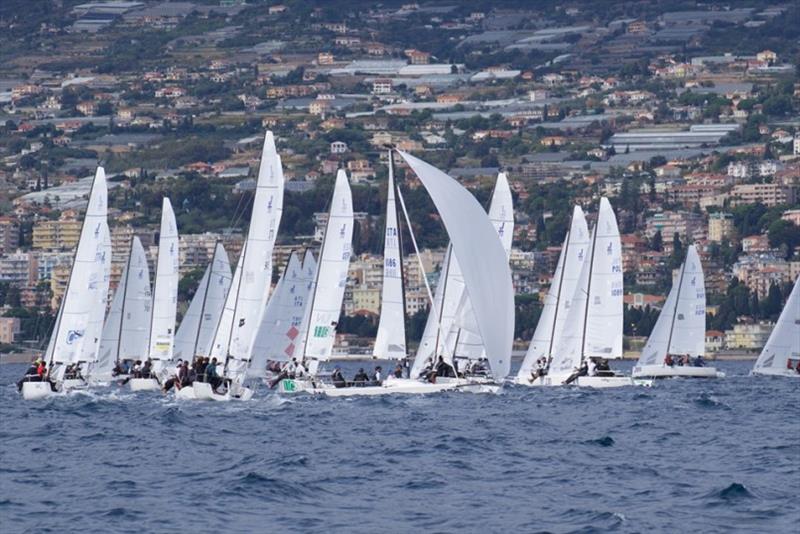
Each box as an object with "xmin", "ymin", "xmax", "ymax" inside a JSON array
[
  {"xmin": 22, "ymin": 167, "xmax": 108, "ymax": 400},
  {"xmin": 67, "ymin": 222, "xmax": 111, "ymax": 389},
  {"xmin": 544, "ymin": 198, "xmax": 646, "ymax": 388},
  {"xmin": 372, "ymin": 157, "xmax": 407, "ymax": 360},
  {"xmin": 516, "ymin": 206, "xmax": 589, "ymax": 384},
  {"xmin": 193, "ymin": 131, "xmax": 284, "ymax": 401},
  {"xmin": 633, "ymin": 245, "xmax": 723, "ymax": 379},
  {"xmin": 91, "ymin": 236, "xmax": 152, "ymax": 383},
  {"xmin": 752, "ymin": 275, "xmax": 799, "ymax": 377},
  {"xmin": 130, "ymin": 198, "xmax": 179, "ymax": 391},
  {"xmin": 173, "ymin": 243, "xmax": 232, "ymax": 363},
  {"xmin": 250, "ymin": 249, "xmax": 316, "ymax": 376}
]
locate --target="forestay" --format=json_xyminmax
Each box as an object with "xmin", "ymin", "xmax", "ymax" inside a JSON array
[
  {"xmin": 173, "ymin": 243, "xmax": 232, "ymax": 362},
  {"xmin": 147, "ymin": 198, "xmax": 179, "ymax": 372},
  {"xmin": 373, "ymin": 160, "xmax": 406, "ymax": 360},
  {"xmin": 48, "ymin": 167, "xmax": 108, "ymax": 375},
  {"xmin": 518, "ymin": 206, "xmax": 589, "ymax": 379},
  {"xmin": 94, "ymin": 237, "xmax": 152, "ymax": 379},
  {"xmin": 301, "ymin": 170, "xmax": 353, "ymax": 363},
  {"xmin": 399, "ymin": 152, "xmax": 514, "ymax": 379},
  {"xmin": 212, "ymin": 131, "xmax": 284, "ymax": 381},
  {"xmin": 638, "ymin": 245, "xmax": 706, "ymax": 366},
  {"xmin": 753, "ymin": 275, "xmax": 799, "ymax": 375}
]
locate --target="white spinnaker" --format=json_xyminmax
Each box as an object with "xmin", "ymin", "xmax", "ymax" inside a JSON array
[
  {"xmin": 518, "ymin": 206, "xmax": 589, "ymax": 379},
  {"xmin": 147, "ymin": 198, "xmax": 179, "ymax": 369},
  {"xmin": 173, "ymin": 243, "xmax": 232, "ymax": 362},
  {"xmin": 49, "ymin": 167, "xmax": 107, "ymax": 374},
  {"xmin": 583, "ymin": 197, "xmax": 624, "ymax": 359},
  {"xmin": 81, "ymin": 222, "xmax": 111, "ymax": 366},
  {"xmin": 95, "ymin": 237, "xmax": 152, "ymax": 379},
  {"xmin": 639, "ymin": 245, "xmax": 706, "ymax": 366},
  {"xmin": 399, "ymin": 152, "xmax": 514, "ymax": 379},
  {"xmin": 753, "ymin": 275, "xmax": 799, "ymax": 375},
  {"xmin": 373, "ymin": 163, "xmax": 406, "ymax": 359},
  {"xmin": 250, "ymin": 250, "xmax": 315, "ymax": 374},
  {"xmin": 452, "ymin": 172, "xmax": 515, "ymax": 361},
  {"xmin": 301, "ymin": 170, "xmax": 353, "ymax": 363},
  {"xmin": 212, "ymin": 131, "xmax": 284, "ymax": 381}
]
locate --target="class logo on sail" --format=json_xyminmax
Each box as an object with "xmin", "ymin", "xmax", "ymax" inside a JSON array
[{"xmin": 66, "ymin": 330, "xmax": 84, "ymax": 344}]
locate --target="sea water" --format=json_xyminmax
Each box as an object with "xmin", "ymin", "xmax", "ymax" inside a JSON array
[{"xmin": 1, "ymin": 360, "xmax": 797, "ymax": 533}]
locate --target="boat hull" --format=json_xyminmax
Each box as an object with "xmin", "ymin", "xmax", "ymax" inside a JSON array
[
  {"xmin": 751, "ymin": 368, "xmax": 800, "ymax": 378},
  {"xmin": 129, "ymin": 378, "xmax": 160, "ymax": 391},
  {"xmin": 175, "ymin": 385, "xmax": 196, "ymax": 399},
  {"xmin": 632, "ymin": 365, "xmax": 724, "ymax": 379},
  {"xmin": 514, "ymin": 374, "xmax": 651, "ymax": 388},
  {"xmin": 191, "ymin": 381, "xmax": 254, "ymax": 401},
  {"xmin": 21, "ymin": 382, "xmax": 53, "ymax": 400},
  {"xmin": 62, "ymin": 378, "xmax": 88, "ymax": 390},
  {"xmin": 278, "ymin": 377, "xmax": 500, "ymax": 396}
]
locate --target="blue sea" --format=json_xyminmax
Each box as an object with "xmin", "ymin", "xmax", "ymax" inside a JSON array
[{"xmin": 1, "ymin": 360, "xmax": 797, "ymax": 533}]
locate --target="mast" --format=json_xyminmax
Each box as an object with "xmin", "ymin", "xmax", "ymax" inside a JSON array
[
  {"xmin": 191, "ymin": 243, "xmax": 218, "ymax": 358},
  {"xmin": 223, "ymin": 197, "xmax": 254, "ymax": 375},
  {"xmin": 664, "ymin": 252, "xmax": 688, "ymax": 358},
  {"xmin": 389, "ymin": 149, "xmax": 409, "ymax": 357},
  {"xmin": 48, "ymin": 171, "xmax": 100, "ymax": 366},
  {"xmin": 547, "ymin": 228, "xmax": 572, "ymax": 359},
  {"xmin": 115, "ymin": 237, "xmax": 135, "ymax": 364},
  {"xmin": 579, "ymin": 217, "xmax": 600, "ymax": 363}
]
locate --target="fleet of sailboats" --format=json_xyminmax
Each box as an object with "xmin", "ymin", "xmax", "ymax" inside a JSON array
[{"xmin": 19, "ymin": 131, "xmax": 798, "ymax": 400}]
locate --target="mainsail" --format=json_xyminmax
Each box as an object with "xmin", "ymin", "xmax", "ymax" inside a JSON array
[
  {"xmin": 80, "ymin": 222, "xmax": 111, "ymax": 367},
  {"xmin": 518, "ymin": 206, "xmax": 589, "ymax": 379},
  {"xmin": 753, "ymin": 275, "xmax": 799, "ymax": 376},
  {"xmin": 399, "ymin": 152, "xmax": 514, "ymax": 379},
  {"xmin": 94, "ymin": 236, "xmax": 152, "ymax": 379},
  {"xmin": 173, "ymin": 243, "xmax": 232, "ymax": 362},
  {"xmin": 549, "ymin": 198, "xmax": 623, "ymax": 375},
  {"xmin": 300, "ymin": 170, "xmax": 353, "ymax": 365},
  {"xmin": 638, "ymin": 245, "xmax": 706, "ymax": 366},
  {"xmin": 212, "ymin": 131, "xmax": 284, "ymax": 381},
  {"xmin": 48, "ymin": 167, "xmax": 108, "ymax": 379},
  {"xmin": 373, "ymin": 157, "xmax": 407, "ymax": 360},
  {"xmin": 147, "ymin": 198, "xmax": 179, "ymax": 372}
]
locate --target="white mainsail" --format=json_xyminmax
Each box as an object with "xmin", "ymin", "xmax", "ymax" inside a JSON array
[
  {"xmin": 212, "ymin": 131, "xmax": 284, "ymax": 381},
  {"xmin": 250, "ymin": 250, "xmax": 316, "ymax": 374},
  {"xmin": 373, "ymin": 160, "xmax": 407, "ymax": 360},
  {"xmin": 80, "ymin": 222, "xmax": 111, "ymax": 367},
  {"xmin": 147, "ymin": 198, "xmax": 179, "ymax": 371},
  {"xmin": 753, "ymin": 275, "xmax": 799, "ymax": 376},
  {"xmin": 550, "ymin": 198, "xmax": 623, "ymax": 375},
  {"xmin": 48, "ymin": 167, "xmax": 108, "ymax": 378},
  {"xmin": 300, "ymin": 170, "xmax": 353, "ymax": 364},
  {"xmin": 518, "ymin": 206, "xmax": 589, "ymax": 379},
  {"xmin": 399, "ymin": 152, "xmax": 514, "ymax": 379},
  {"xmin": 94, "ymin": 236, "xmax": 152, "ymax": 379},
  {"xmin": 638, "ymin": 245, "xmax": 706, "ymax": 366},
  {"xmin": 451, "ymin": 172, "xmax": 515, "ymax": 361},
  {"xmin": 173, "ymin": 243, "xmax": 232, "ymax": 362}
]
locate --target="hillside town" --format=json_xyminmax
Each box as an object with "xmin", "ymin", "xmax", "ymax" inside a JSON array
[{"xmin": 0, "ymin": 0, "xmax": 798, "ymax": 358}]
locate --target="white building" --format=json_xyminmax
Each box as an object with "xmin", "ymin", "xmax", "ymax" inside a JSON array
[{"xmin": 330, "ymin": 141, "xmax": 348, "ymax": 154}]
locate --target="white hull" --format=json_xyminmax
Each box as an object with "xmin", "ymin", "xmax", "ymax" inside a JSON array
[
  {"xmin": 129, "ymin": 378, "xmax": 160, "ymax": 391},
  {"xmin": 21, "ymin": 382, "xmax": 53, "ymax": 400},
  {"xmin": 513, "ymin": 374, "xmax": 651, "ymax": 388},
  {"xmin": 191, "ymin": 381, "xmax": 254, "ymax": 401},
  {"xmin": 62, "ymin": 378, "xmax": 88, "ymax": 390},
  {"xmin": 632, "ymin": 365, "xmax": 724, "ymax": 379},
  {"xmin": 278, "ymin": 376, "xmax": 500, "ymax": 396},
  {"xmin": 751, "ymin": 368, "xmax": 800, "ymax": 378},
  {"xmin": 175, "ymin": 385, "xmax": 196, "ymax": 399}
]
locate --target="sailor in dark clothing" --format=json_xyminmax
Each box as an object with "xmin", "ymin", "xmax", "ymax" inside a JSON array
[
  {"xmin": 353, "ymin": 368, "xmax": 370, "ymax": 386},
  {"xmin": 564, "ymin": 360, "xmax": 588, "ymax": 385},
  {"xmin": 17, "ymin": 360, "xmax": 42, "ymax": 391},
  {"xmin": 140, "ymin": 359, "xmax": 153, "ymax": 379},
  {"xmin": 331, "ymin": 367, "xmax": 346, "ymax": 388},
  {"xmin": 393, "ymin": 364, "xmax": 403, "ymax": 378},
  {"xmin": 206, "ymin": 358, "xmax": 222, "ymax": 392},
  {"xmin": 371, "ymin": 366, "xmax": 383, "ymax": 386}
]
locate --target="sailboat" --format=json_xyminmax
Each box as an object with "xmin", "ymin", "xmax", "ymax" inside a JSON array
[
  {"xmin": 67, "ymin": 221, "xmax": 111, "ymax": 389},
  {"xmin": 633, "ymin": 245, "xmax": 723, "ymax": 379},
  {"xmin": 192, "ymin": 131, "xmax": 284, "ymax": 401},
  {"xmin": 250, "ymin": 249, "xmax": 316, "ymax": 378},
  {"xmin": 21, "ymin": 167, "xmax": 108, "ymax": 400},
  {"xmin": 129, "ymin": 197, "xmax": 179, "ymax": 391},
  {"xmin": 516, "ymin": 206, "xmax": 589, "ymax": 385},
  {"xmin": 752, "ymin": 275, "xmax": 799, "ymax": 377},
  {"xmin": 543, "ymin": 198, "xmax": 647, "ymax": 388},
  {"xmin": 90, "ymin": 236, "xmax": 152, "ymax": 383}
]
